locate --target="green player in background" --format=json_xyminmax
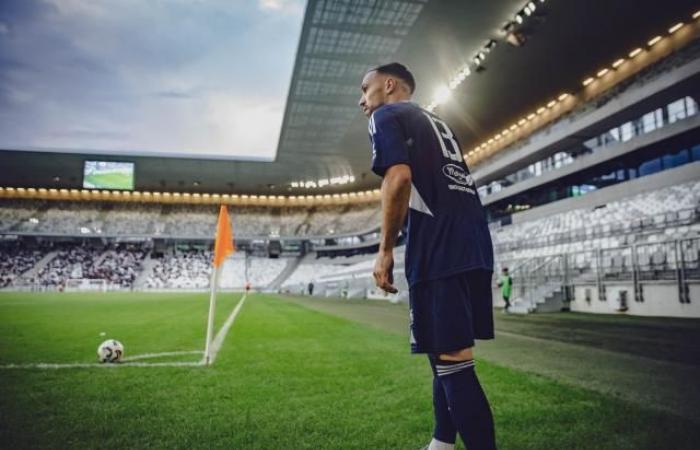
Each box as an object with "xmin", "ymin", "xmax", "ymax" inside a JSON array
[{"xmin": 497, "ymin": 268, "xmax": 513, "ymax": 313}]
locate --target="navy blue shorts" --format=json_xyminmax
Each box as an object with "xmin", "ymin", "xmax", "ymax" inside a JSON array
[{"xmin": 409, "ymin": 269, "xmax": 495, "ymax": 354}]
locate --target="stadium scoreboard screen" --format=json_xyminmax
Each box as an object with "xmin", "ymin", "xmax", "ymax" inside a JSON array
[{"xmin": 83, "ymin": 161, "xmax": 135, "ymax": 190}]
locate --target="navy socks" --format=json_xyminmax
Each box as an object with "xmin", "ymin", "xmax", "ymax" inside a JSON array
[
  {"xmin": 432, "ymin": 374, "xmax": 457, "ymax": 444},
  {"xmin": 429, "ymin": 356, "xmax": 497, "ymax": 450}
]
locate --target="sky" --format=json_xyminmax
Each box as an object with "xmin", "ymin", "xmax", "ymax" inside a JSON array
[{"xmin": 0, "ymin": 0, "xmax": 305, "ymax": 160}]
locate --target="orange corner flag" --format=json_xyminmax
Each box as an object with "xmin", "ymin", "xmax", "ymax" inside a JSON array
[{"xmin": 213, "ymin": 205, "xmax": 234, "ymax": 267}]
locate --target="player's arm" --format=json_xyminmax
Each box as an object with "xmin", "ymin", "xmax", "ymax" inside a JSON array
[
  {"xmin": 374, "ymin": 164, "xmax": 411, "ymax": 294},
  {"xmin": 369, "ymin": 108, "xmax": 411, "ymax": 294}
]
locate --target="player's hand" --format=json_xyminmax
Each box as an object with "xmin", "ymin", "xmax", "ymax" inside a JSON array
[{"xmin": 373, "ymin": 251, "xmax": 397, "ymax": 294}]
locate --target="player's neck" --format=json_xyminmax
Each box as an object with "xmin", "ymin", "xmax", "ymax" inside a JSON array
[{"xmin": 383, "ymin": 93, "xmax": 412, "ymax": 105}]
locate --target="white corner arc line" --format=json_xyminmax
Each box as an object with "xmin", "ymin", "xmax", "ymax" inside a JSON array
[
  {"xmin": 204, "ymin": 292, "xmax": 248, "ymax": 365},
  {"xmin": 0, "ymin": 294, "xmax": 249, "ymax": 371}
]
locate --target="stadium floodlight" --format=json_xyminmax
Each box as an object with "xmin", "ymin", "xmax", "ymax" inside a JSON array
[
  {"xmin": 629, "ymin": 47, "xmax": 643, "ymax": 58},
  {"xmin": 668, "ymin": 23, "xmax": 684, "ymax": 34},
  {"xmin": 597, "ymin": 68, "xmax": 609, "ymax": 77},
  {"xmin": 546, "ymin": 100, "xmax": 556, "ymax": 108},
  {"xmin": 694, "ymin": 10, "xmax": 700, "ymax": 19},
  {"xmin": 536, "ymin": 106, "xmax": 546, "ymax": 114},
  {"xmin": 558, "ymin": 93, "xmax": 569, "ymax": 101},
  {"xmin": 647, "ymin": 35, "xmax": 662, "ymax": 46},
  {"xmin": 433, "ymin": 85, "xmax": 451, "ymax": 105},
  {"xmin": 612, "ymin": 58, "xmax": 625, "ymax": 68},
  {"xmin": 515, "ymin": 13, "xmax": 523, "ymax": 24}
]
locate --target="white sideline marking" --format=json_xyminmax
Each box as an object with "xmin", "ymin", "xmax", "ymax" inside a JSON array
[
  {"xmin": 126, "ymin": 350, "xmax": 203, "ymax": 361},
  {"xmin": 0, "ymin": 361, "xmax": 203, "ymax": 370},
  {"xmin": 204, "ymin": 292, "xmax": 248, "ymax": 365}
]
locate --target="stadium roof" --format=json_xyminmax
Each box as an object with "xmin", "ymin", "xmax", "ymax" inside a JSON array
[{"xmin": 2, "ymin": 0, "xmax": 699, "ymax": 195}]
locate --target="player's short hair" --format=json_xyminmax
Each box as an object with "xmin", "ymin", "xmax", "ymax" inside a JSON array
[{"xmin": 370, "ymin": 62, "xmax": 416, "ymax": 94}]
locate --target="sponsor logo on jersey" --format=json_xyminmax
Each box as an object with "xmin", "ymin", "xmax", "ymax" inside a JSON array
[{"xmin": 442, "ymin": 164, "xmax": 474, "ymax": 186}]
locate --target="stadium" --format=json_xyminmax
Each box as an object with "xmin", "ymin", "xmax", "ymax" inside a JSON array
[{"xmin": 1, "ymin": 0, "xmax": 699, "ymax": 448}]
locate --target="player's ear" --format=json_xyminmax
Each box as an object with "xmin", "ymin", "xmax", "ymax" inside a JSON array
[{"xmin": 384, "ymin": 77, "xmax": 396, "ymax": 95}]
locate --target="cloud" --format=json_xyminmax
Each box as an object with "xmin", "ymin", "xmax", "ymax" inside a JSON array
[
  {"xmin": 0, "ymin": 0, "xmax": 304, "ymax": 159},
  {"xmin": 258, "ymin": 0, "xmax": 304, "ymax": 15}
]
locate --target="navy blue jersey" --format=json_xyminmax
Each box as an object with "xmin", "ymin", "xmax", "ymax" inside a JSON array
[{"xmin": 368, "ymin": 101, "xmax": 494, "ymax": 287}]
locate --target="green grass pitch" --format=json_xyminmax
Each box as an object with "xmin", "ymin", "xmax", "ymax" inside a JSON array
[
  {"xmin": 84, "ymin": 171, "xmax": 133, "ymax": 190},
  {"xmin": 0, "ymin": 292, "xmax": 698, "ymax": 449}
]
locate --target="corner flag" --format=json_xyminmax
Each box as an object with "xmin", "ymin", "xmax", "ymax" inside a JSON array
[
  {"xmin": 213, "ymin": 205, "xmax": 235, "ymax": 267},
  {"xmin": 205, "ymin": 205, "xmax": 235, "ymax": 365}
]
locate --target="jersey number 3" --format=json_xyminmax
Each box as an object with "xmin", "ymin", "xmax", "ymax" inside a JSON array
[{"xmin": 423, "ymin": 112, "xmax": 462, "ymax": 162}]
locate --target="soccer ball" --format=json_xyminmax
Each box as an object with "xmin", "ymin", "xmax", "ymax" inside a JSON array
[{"xmin": 97, "ymin": 339, "xmax": 124, "ymax": 363}]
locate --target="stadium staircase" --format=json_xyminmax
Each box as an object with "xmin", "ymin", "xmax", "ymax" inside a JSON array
[
  {"xmin": 93, "ymin": 250, "xmax": 111, "ymax": 267},
  {"xmin": 265, "ymin": 256, "xmax": 303, "ymax": 291},
  {"xmin": 508, "ymin": 256, "xmax": 570, "ymax": 314},
  {"xmin": 18, "ymin": 250, "xmax": 58, "ymax": 283},
  {"xmin": 133, "ymin": 252, "xmax": 157, "ymax": 289}
]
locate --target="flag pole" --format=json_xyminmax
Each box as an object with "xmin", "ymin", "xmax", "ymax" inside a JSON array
[
  {"xmin": 204, "ymin": 266, "xmax": 220, "ymax": 365},
  {"xmin": 204, "ymin": 205, "xmax": 234, "ymax": 366}
]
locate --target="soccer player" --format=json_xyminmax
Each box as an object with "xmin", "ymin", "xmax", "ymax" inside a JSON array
[
  {"xmin": 359, "ymin": 63, "xmax": 497, "ymax": 450},
  {"xmin": 497, "ymin": 267, "xmax": 513, "ymax": 313}
]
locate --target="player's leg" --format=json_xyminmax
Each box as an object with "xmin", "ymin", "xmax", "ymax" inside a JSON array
[
  {"xmin": 411, "ymin": 270, "xmax": 496, "ymax": 449},
  {"xmin": 435, "ymin": 347, "xmax": 496, "ymax": 450},
  {"xmin": 433, "ymin": 269, "xmax": 496, "ymax": 449},
  {"xmin": 411, "ymin": 286, "xmax": 457, "ymax": 449},
  {"xmin": 427, "ymin": 355, "xmax": 457, "ymax": 449}
]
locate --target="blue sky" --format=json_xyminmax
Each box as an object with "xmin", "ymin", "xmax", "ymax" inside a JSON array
[{"xmin": 0, "ymin": 0, "xmax": 305, "ymax": 160}]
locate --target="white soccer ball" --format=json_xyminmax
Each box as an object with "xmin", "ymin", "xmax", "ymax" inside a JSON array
[{"xmin": 97, "ymin": 339, "xmax": 124, "ymax": 363}]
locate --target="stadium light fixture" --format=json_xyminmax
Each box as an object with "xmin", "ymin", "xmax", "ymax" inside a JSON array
[
  {"xmin": 527, "ymin": 113, "xmax": 536, "ymax": 120},
  {"xmin": 597, "ymin": 68, "xmax": 609, "ymax": 77},
  {"xmin": 693, "ymin": 10, "xmax": 700, "ymax": 19},
  {"xmin": 612, "ymin": 58, "xmax": 625, "ymax": 68},
  {"xmin": 558, "ymin": 93, "xmax": 570, "ymax": 101},
  {"xmin": 514, "ymin": 13, "xmax": 523, "ymax": 24},
  {"xmin": 668, "ymin": 23, "xmax": 684, "ymax": 34},
  {"xmin": 536, "ymin": 106, "xmax": 546, "ymax": 114},
  {"xmin": 546, "ymin": 100, "xmax": 556, "ymax": 108},
  {"xmin": 647, "ymin": 35, "xmax": 662, "ymax": 46},
  {"xmin": 433, "ymin": 85, "xmax": 451, "ymax": 105},
  {"xmin": 510, "ymin": 124, "xmax": 518, "ymax": 130},
  {"xmin": 518, "ymin": 118, "xmax": 527, "ymax": 125},
  {"xmin": 629, "ymin": 47, "xmax": 643, "ymax": 58}
]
